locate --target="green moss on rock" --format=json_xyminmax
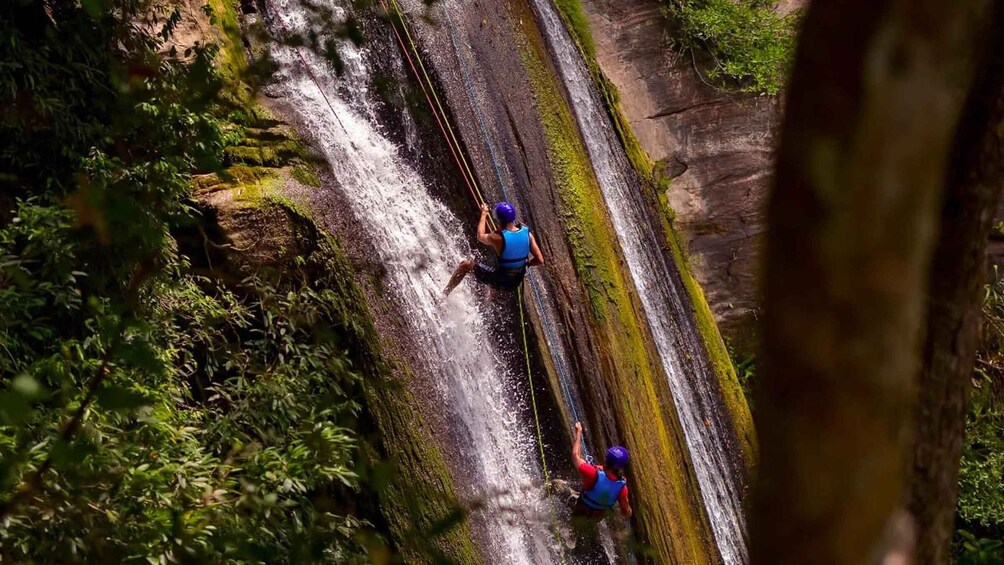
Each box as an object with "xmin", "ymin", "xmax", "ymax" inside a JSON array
[
  {"xmin": 224, "ymin": 140, "xmax": 305, "ymax": 167},
  {"xmin": 195, "ymin": 8, "xmax": 479, "ymax": 557},
  {"xmin": 292, "ymin": 164, "xmax": 322, "ymax": 187},
  {"xmin": 664, "ymin": 216, "xmax": 757, "ymax": 471},
  {"xmin": 553, "ymin": 0, "xmax": 597, "ymax": 60},
  {"xmin": 516, "ymin": 10, "xmax": 717, "ymax": 563},
  {"xmin": 207, "ymin": 0, "xmax": 252, "ymax": 95},
  {"xmin": 555, "ymin": 0, "xmax": 757, "ymax": 475},
  {"xmin": 552, "ymin": 0, "xmax": 653, "ymax": 180}
]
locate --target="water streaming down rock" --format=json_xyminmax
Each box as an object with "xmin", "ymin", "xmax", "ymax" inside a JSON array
[
  {"xmin": 530, "ymin": 0, "xmax": 751, "ymax": 562},
  {"xmin": 261, "ymin": 2, "xmax": 567, "ymax": 562}
]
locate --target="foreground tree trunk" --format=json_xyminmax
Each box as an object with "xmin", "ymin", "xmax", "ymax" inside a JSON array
[
  {"xmin": 908, "ymin": 5, "xmax": 1004, "ymax": 563},
  {"xmin": 752, "ymin": 0, "xmax": 993, "ymax": 563}
]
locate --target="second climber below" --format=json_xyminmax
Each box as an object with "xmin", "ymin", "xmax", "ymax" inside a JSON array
[
  {"xmin": 442, "ymin": 201, "xmax": 544, "ymax": 296},
  {"xmin": 570, "ymin": 421, "xmax": 632, "ymax": 520}
]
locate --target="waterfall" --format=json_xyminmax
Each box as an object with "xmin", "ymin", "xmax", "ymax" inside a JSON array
[
  {"xmin": 529, "ymin": 0, "xmax": 751, "ymax": 563},
  {"xmin": 260, "ymin": 2, "xmax": 567, "ymax": 562}
]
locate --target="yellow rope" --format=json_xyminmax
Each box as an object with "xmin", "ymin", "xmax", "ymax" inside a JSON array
[
  {"xmin": 388, "ymin": 0, "xmax": 492, "ymax": 211},
  {"xmin": 388, "ymin": 4, "xmax": 567, "ymax": 558},
  {"xmin": 519, "ymin": 287, "xmax": 568, "ymax": 561}
]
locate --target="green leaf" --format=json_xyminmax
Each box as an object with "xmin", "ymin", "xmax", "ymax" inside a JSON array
[
  {"xmin": 117, "ymin": 340, "xmax": 163, "ymax": 374},
  {"xmin": 96, "ymin": 386, "xmax": 152, "ymax": 411},
  {"xmin": 0, "ymin": 392, "xmax": 31, "ymax": 425},
  {"xmin": 50, "ymin": 440, "xmax": 94, "ymax": 467},
  {"xmin": 11, "ymin": 374, "xmax": 46, "ymax": 401},
  {"xmin": 80, "ymin": 0, "xmax": 106, "ymax": 19}
]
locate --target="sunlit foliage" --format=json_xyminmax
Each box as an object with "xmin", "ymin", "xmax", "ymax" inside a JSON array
[
  {"xmin": 0, "ymin": 1, "xmax": 371, "ymax": 561},
  {"xmin": 956, "ymin": 271, "xmax": 1004, "ymax": 561},
  {"xmin": 662, "ymin": 0, "xmax": 800, "ymax": 95}
]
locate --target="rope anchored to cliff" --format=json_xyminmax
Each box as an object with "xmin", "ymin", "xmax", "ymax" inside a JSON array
[
  {"xmin": 405, "ymin": 4, "xmax": 639, "ymax": 562},
  {"xmin": 384, "ymin": 0, "xmax": 571, "ymax": 557},
  {"xmin": 388, "ymin": 1, "xmax": 640, "ymax": 560},
  {"xmin": 263, "ymin": 0, "xmax": 631, "ymax": 558}
]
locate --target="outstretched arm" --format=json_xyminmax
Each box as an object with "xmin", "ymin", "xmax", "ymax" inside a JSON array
[
  {"xmin": 527, "ymin": 233, "xmax": 544, "ymax": 267},
  {"xmin": 572, "ymin": 422, "xmax": 587, "ymax": 467}
]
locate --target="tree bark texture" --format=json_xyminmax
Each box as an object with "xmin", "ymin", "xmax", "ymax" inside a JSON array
[
  {"xmin": 752, "ymin": 0, "xmax": 992, "ymax": 563},
  {"xmin": 908, "ymin": 4, "xmax": 1004, "ymax": 563}
]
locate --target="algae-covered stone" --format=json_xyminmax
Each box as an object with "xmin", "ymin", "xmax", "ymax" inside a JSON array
[{"xmin": 515, "ymin": 9, "xmax": 720, "ymax": 563}]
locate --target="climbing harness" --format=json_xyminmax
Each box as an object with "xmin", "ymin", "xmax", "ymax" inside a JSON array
[
  {"xmin": 385, "ymin": 3, "xmax": 643, "ymax": 561},
  {"xmin": 426, "ymin": 8, "xmax": 639, "ymax": 562},
  {"xmin": 263, "ymin": 0, "xmax": 630, "ymax": 558}
]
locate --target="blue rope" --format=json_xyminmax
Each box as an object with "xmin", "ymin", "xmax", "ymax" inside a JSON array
[{"xmin": 443, "ymin": 8, "xmax": 641, "ymax": 562}]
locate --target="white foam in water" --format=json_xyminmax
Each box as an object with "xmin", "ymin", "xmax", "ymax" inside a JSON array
[
  {"xmin": 530, "ymin": 0, "xmax": 750, "ymax": 563},
  {"xmin": 262, "ymin": 1, "xmax": 565, "ymax": 562}
]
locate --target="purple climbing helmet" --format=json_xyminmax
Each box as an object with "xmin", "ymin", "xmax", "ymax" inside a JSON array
[
  {"xmin": 494, "ymin": 201, "xmax": 517, "ymax": 224},
  {"xmin": 606, "ymin": 446, "xmax": 629, "ymax": 469}
]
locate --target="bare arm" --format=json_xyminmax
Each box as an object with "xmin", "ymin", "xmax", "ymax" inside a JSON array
[
  {"xmin": 476, "ymin": 203, "xmax": 493, "ymax": 245},
  {"xmin": 572, "ymin": 422, "xmax": 587, "ymax": 467},
  {"xmin": 526, "ymin": 233, "xmax": 544, "ymax": 267},
  {"xmin": 618, "ymin": 488, "xmax": 633, "ymax": 519}
]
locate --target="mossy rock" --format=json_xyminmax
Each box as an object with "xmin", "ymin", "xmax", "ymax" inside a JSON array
[
  {"xmin": 550, "ymin": 0, "xmax": 756, "ymax": 474},
  {"xmin": 197, "ymin": 186, "xmax": 481, "ymax": 563},
  {"xmin": 191, "ymin": 8, "xmax": 481, "ymax": 558},
  {"xmin": 515, "ymin": 9, "xmax": 719, "ymax": 563},
  {"xmin": 292, "ymin": 164, "xmax": 322, "ymax": 187},
  {"xmin": 224, "ymin": 141, "xmax": 305, "ymax": 167}
]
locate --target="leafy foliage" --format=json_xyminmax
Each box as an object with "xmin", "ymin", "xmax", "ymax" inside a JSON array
[
  {"xmin": 662, "ymin": 0, "xmax": 800, "ymax": 95},
  {"xmin": 729, "ymin": 348, "xmax": 757, "ymax": 412},
  {"xmin": 957, "ymin": 271, "xmax": 1004, "ymax": 551},
  {"xmin": 956, "ymin": 530, "xmax": 1004, "ymax": 565},
  {"xmin": 0, "ymin": 1, "xmax": 376, "ymax": 561}
]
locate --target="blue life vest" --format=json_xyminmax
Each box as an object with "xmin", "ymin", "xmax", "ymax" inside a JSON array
[
  {"xmin": 580, "ymin": 468, "xmax": 627, "ymax": 510},
  {"xmin": 498, "ymin": 225, "xmax": 531, "ymax": 271}
]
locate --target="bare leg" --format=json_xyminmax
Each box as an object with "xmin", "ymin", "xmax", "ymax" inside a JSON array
[
  {"xmin": 551, "ymin": 479, "xmax": 579, "ymax": 502},
  {"xmin": 443, "ymin": 259, "xmax": 475, "ymax": 296}
]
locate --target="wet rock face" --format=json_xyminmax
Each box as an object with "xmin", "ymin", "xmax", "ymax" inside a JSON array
[{"xmin": 580, "ymin": 0, "xmax": 782, "ymax": 352}]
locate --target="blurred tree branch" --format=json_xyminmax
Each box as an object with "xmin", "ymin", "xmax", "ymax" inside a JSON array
[
  {"xmin": 753, "ymin": 0, "xmax": 997, "ymax": 562},
  {"xmin": 907, "ymin": 3, "xmax": 1004, "ymax": 563}
]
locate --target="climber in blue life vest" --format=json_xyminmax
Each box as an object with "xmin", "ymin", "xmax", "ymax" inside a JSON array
[
  {"xmin": 571, "ymin": 422, "xmax": 632, "ymax": 520},
  {"xmin": 442, "ymin": 201, "xmax": 544, "ymax": 296}
]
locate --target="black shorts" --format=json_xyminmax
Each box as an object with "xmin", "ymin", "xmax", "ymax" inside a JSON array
[
  {"xmin": 473, "ymin": 262, "xmax": 525, "ymax": 291},
  {"xmin": 572, "ymin": 497, "xmax": 606, "ymax": 521}
]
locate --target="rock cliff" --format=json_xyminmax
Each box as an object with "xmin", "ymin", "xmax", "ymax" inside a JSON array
[{"xmin": 579, "ymin": 0, "xmax": 785, "ymax": 353}]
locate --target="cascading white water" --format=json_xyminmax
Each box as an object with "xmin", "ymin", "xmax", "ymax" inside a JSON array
[
  {"xmin": 261, "ymin": 2, "xmax": 565, "ymax": 562},
  {"xmin": 529, "ymin": 1, "xmax": 750, "ymax": 563}
]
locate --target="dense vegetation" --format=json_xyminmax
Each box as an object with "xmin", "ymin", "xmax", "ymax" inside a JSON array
[
  {"xmin": 662, "ymin": 0, "xmax": 800, "ymax": 95},
  {"xmin": 0, "ymin": 1, "xmax": 388, "ymax": 561},
  {"xmin": 956, "ymin": 272, "xmax": 1004, "ymax": 562}
]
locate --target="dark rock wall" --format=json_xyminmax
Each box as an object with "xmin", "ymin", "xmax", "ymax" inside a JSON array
[
  {"xmin": 580, "ymin": 0, "xmax": 783, "ymax": 353},
  {"xmin": 396, "ymin": 0, "xmax": 723, "ymax": 560},
  {"xmin": 988, "ymin": 199, "xmax": 1004, "ymax": 270}
]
